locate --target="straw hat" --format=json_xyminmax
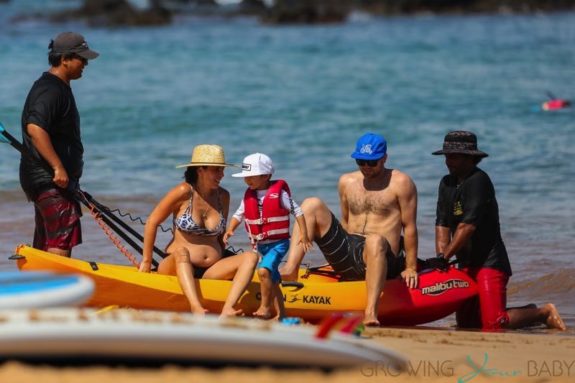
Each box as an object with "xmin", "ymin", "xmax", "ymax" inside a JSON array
[{"xmin": 175, "ymin": 145, "xmax": 238, "ymax": 168}]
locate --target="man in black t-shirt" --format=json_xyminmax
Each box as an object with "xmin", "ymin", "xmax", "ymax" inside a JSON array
[
  {"xmin": 433, "ymin": 131, "xmax": 565, "ymax": 331},
  {"xmin": 20, "ymin": 32, "xmax": 99, "ymax": 257}
]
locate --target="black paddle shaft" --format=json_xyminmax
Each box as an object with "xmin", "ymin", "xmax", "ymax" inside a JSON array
[
  {"xmin": 0, "ymin": 126, "xmax": 32, "ymax": 160},
  {"xmin": 1, "ymin": 125, "xmax": 165, "ymax": 265},
  {"xmin": 79, "ymin": 191, "xmax": 167, "ymax": 260}
]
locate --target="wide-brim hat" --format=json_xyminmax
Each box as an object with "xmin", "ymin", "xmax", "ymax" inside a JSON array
[
  {"xmin": 432, "ymin": 131, "xmax": 488, "ymax": 158},
  {"xmin": 175, "ymin": 144, "xmax": 238, "ymax": 168}
]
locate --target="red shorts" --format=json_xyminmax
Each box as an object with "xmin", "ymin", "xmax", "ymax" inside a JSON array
[
  {"xmin": 33, "ymin": 188, "xmax": 82, "ymax": 251},
  {"xmin": 456, "ymin": 267, "xmax": 510, "ymax": 330}
]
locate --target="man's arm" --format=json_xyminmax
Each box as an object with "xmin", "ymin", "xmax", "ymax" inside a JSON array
[
  {"xmin": 398, "ymin": 173, "xmax": 418, "ymax": 288},
  {"xmin": 338, "ymin": 174, "xmax": 351, "ymax": 231},
  {"xmin": 438, "ymin": 171, "xmax": 488, "ymax": 260},
  {"xmin": 435, "ymin": 225, "xmax": 451, "ymax": 255},
  {"xmin": 439, "ymin": 222, "xmax": 476, "ymax": 261},
  {"xmin": 27, "ymin": 123, "xmax": 69, "ymax": 189}
]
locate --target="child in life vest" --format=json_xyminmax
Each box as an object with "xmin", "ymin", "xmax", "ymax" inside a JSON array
[{"xmin": 224, "ymin": 153, "xmax": 312, "ymax": 319}]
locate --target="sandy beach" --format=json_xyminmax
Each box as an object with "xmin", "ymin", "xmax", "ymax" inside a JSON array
[{"xmin": 1, "ymin": 326, "xmax": 572, "ymax": 382}]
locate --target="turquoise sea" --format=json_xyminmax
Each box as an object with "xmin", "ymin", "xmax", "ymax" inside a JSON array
[{"xmin": 0, "ymin": 1, "xmax": 574, "ymax": 328}]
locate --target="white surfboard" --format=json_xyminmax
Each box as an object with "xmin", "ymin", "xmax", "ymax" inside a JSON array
[
  {"xmin": 0, "ymin": 308, "xmax": 407, "ymax": 370},
  {"xmin": 0, "ymin": 271, "xmax": 94, "ymax": 310}
]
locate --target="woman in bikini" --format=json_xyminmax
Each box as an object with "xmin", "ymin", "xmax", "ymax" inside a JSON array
[{"xmin": 139, "ymin": 144, "xmax": 258, "ymax": 316}]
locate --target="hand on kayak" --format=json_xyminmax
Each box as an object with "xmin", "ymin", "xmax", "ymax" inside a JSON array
[
  {"xmin": 138, "ymin": 259, "xmax": 152, "ymax": 273},
  {"xmin": 401, "ymin": 268, "xmax": 418, "ymax": 289},
  {"xmin": 422, "ymin": 256, "xmax": 449, "ymax": 271}
]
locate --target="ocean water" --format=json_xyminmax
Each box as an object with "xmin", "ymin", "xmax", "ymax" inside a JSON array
[{"xmin": 0, "ymin": 2, "xmax": 574, "ymax": 329}]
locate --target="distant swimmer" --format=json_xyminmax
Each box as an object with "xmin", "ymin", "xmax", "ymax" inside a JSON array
[
  {"xmin": 542, "ymin": 91, "xmax": 571, "ymax": 111},
  {"xmin": 542, "ymin": 99, "xmax": 571, "ymax": 111}
]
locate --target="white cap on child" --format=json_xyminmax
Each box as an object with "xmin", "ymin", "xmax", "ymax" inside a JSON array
[{"xmin": 232, "ymin": 153, "xmax": 274, "ymax": 177}]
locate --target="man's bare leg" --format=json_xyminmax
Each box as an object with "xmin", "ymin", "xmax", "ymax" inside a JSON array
[
  {"xmin": 507, "ymin": 303, "xmax": 566, "ymax": 331},
  {"xmin": 280, "ymin": 197, "xmax": 333, "ymax": 280},
  {"xmin": 363, "ymin": 234, "xmax": 388, "ymax": 327}
]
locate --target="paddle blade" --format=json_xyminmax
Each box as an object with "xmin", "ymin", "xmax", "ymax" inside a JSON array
[{"xmin": 0, "ymin": 121, "xmax": 10, "ymax": 144}]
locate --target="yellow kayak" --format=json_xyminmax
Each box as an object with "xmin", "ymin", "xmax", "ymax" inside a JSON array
[{"xmin": 13, "ymin": 244, "xmax": 477, "ymax": 325}]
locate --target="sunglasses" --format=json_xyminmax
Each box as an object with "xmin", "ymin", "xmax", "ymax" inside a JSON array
[
  {"xmin": 355, "ymin": 159, "xmax": 379, "ymax": 167},
  {"xmin": 69, "ymin": 54, "xmax": 87, "ymax": 65}
]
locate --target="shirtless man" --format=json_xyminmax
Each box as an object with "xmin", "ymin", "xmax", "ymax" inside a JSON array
[{"xmin": 280, "ymin": 133, "xmax": 418, "ymax": 326}]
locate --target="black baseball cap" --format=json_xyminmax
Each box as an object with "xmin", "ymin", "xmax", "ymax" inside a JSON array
[{"xmin": 50, "ymin": 32, "xmax": 99, "ymax": 60}]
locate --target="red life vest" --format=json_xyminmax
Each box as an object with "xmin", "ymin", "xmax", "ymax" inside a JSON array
[{"xmin": 244, "ymin": 179, "xmax": 291, "ymax": 242}]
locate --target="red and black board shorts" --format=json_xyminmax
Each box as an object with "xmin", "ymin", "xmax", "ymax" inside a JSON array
[{"xmin": 33, "ymin": 188, "xmax": 82, "ymax": 251}]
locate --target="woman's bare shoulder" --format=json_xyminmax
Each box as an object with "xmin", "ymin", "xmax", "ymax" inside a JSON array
[{"xmin": 164, "ymin": 182, "xmax": 192, "ymax": 202}]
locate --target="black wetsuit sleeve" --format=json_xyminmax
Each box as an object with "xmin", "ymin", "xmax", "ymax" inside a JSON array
[
  {"xmin": 460, "ymin": 171, "xmax": 492, "ymax": 226},
  {"xmin": 435, "ymin": 176, "xmax": 450, "ymax": 227}
]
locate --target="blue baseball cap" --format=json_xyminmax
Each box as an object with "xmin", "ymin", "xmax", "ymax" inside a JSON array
[{"xmin": 351, "ymin": 133, "xmax": 387, "ymax": 160}]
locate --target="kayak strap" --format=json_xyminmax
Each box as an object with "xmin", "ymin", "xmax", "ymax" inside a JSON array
[{"xmin": 80, "ymin": 191, "xmax": 139, "ymax": 268}]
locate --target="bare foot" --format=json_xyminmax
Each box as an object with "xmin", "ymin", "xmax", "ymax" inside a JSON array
[
  {"xmin": 190, "ymin": 306, "xmax": 208, "ymax": 315},
  {"xmin": 544, "ymin": 303, "xmax": 566, "ymax": 331},
  {"xmin": 253, "ymin": 307, "xmax": 274, "ymax": 320},
  {"xmin": 219, "ymin": 307, "xmax": 243, "ymax": 318},
  {"xmin": 363, "ymin": 313, "xmax": 381, "ymax": 327}
]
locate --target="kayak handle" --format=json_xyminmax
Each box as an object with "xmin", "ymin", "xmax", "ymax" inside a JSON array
[{"xmin": 281, "ymin": 281, "xmax": 304, "ymax": 289}]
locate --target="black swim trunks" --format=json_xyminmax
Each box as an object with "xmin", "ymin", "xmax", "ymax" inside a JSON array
[{"xmin": 315, "ymin": 214, "xmax": 405, "ymax": 281}]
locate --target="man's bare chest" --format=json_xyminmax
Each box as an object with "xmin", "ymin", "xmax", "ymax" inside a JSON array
[{"xmin": 347, "ymin": 188, "xmax": 397, "ymax": 216}]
